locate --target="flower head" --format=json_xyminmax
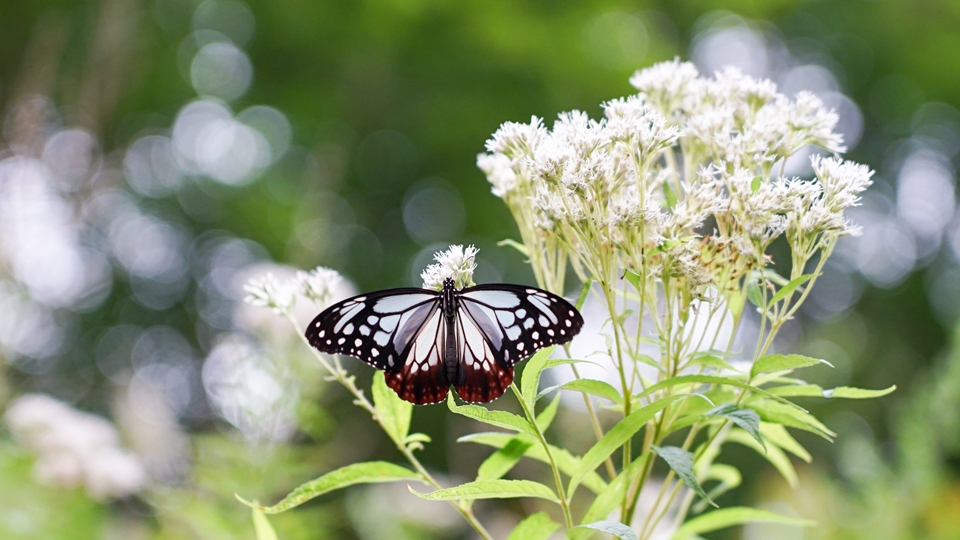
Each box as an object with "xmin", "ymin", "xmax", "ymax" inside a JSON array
[
  {"xmin": 243, "ymin": 272, "xmax": 296, "ymax": 314},
  {"xmin": 297, "ymin": 266, "xmax": 343, "ymax": 307},
  {"xmin": 421, "ymin": 244, "xmax": 479, "ymax": 291}
]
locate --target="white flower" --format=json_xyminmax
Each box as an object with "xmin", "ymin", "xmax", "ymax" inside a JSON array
[
  {"xmin": 243, "ymin": 272, "xmax": 295, "ymax": 314},
  {"xmin": 3, "ymin": 393, "xmax": 148, "ymax": 500},
  {"xmin": 629, "ymin": 59, "xmax": 703, "ymax": 119},
  {"xmin": 485, "ymin": 116, "xmax": 546, "ymax": 158},
  {"xmin": 421, "ymin": 244, "xmax": 479, "ymax": 291},
  {"xmin": 297, "ymin": 266, "xmax": 342, "ymax": 306},
  {"xmin": 476, "ymin": 152, "xmax": 518, "ymax": 198}
]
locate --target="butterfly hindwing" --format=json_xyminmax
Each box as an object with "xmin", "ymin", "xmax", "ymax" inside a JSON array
[
  {"xmin": 458, "ymin": 284, "xmax": 584, "ymax": 369},
  {"xmin": 452, "ymin": 310, "xmax": 514, "ymax": 403},
  {"xmin": 385, "ymin": 305, "xmax": 451, "ymax": 405},
  {"xmin": 305, "ymin": 288, "xmax": 439, "ymax": 373}
]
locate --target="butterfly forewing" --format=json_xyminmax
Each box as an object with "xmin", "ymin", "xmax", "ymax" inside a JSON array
[
  {"xmin": 458, "ymin": 284, "xmax": 584, "ymax": 368},
  {"xmin": 305, "ymin": 288, "xmax": 439, "ymax": 372}
]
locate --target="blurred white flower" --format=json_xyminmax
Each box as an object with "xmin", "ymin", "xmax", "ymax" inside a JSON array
[
  {"xmin": 243, "ymin": 272, "xmax": 295, "ymax": 314},
  {"xmin": 3, "ymin": 393, "xmax": 147, "ymax": 500},
  {"xmin": 297, "ymin": 266, "xmax": 343, "ymax": 307},
  {"xmin": 421, "ymin": 244, "xmax": 479, "ymax": 290}
]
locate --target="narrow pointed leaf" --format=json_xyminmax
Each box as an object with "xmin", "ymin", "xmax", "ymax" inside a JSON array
[
  {"xmin": 686, "ymin": 354, "xmax": 737, "ymax": 371},
  {"xmin": 569, "ymin": 395, "xmax": 686, "ymax": 494},
  {"xmin": 768, "ymin": 274, "xmax": 816, "ymax": 305},
  {"xmin": 521, "ymin": 346, "xmax": 557, "ymax": 404},
  {"xmin": 477, "ymin": 438, "xmax": 533, "ymax": 481},
  {"xmin": 410, "ymin": 479, "xmax": 558, "ymax": 503},
  {"xmin": 498, "ymin": 238, "xmax": 529, "ymax": 257},
  {"xmin": 673, "ymin": 507, "xmax": 814, "ymax": 538},
  {"xmin": 568, "ymin": 454, "xmax": 650, "ymax": 540},
  {"xmin": 760, "ymin": 423, "xmax": 811, "ymax": 462},
  {"xmin": 506, "ymin": 512, "xmax": 560, "ymax": 540},
  {"xmin": 461, "ymin": 432, "xmax": 608, "ymax": 494},
  {"xmin": 372, "ymin": 371, "xmax": 413, "ymax": 443},
  {"xmin": 447, "ymin": 393, "xmax": 536, "ymax": 437},
  {"xmin": 750, "ymin": 354, "xmax": 832, "ymax": 380},
  {"xmin": 536, "ymin": 392, "xmax": 562, "ymax": 431},
  {"xmin": 747, "ymin": 400, "xmax": 835, "ymax": 440},
  {"xmin": 652, "ymin": 446, "xmax": 715, "ymax": 507},
  {"xmin": 573, "ymin": 521, "xmax": 639, "ymax": 540},
  {"xmin": 823, "ymin": 385, "xmax": 896, "ymax": 399},
  {"xmin": 544, "ymin": 379, "xmax": 622, "ymax": 404},
  {"xmin": 237, "ymin": 461, "xmax": 422, "ymax": 513},
  {"xmin": 252, "ymin": 506, "xmax": 278, "ymax": 540},
  {"xmin": 633, "ymin": 374, "xmax": 803, "ymax": 412},
  {"xmin": 708, "ymin": 405, "xmax": 764, "ymax": 450}
]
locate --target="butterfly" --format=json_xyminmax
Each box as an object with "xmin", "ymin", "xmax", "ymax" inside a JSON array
[{"xmin": 305, "ymin": 278, "xmax": 583, "ymax": 404}]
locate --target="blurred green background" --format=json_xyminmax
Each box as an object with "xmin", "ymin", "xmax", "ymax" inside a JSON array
[{"xmin": 1, "ymin": 0, "xmax": 959, "ymax": 538}]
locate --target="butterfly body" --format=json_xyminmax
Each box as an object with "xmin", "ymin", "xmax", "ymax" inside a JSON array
[{"xmin": 306, "ymin": 278, "xmax": 583, "ymax": 404}]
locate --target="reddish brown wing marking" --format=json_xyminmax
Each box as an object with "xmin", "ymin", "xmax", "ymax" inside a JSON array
[
  {"xmin": 385, "ymin": 307, "xmax": 450, "ymax": 405},
  {"xmin": 452, "ymin": 311, "xmax": 514, "ymax": 403}
]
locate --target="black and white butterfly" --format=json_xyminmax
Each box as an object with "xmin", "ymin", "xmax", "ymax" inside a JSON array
[{"xmin": 305, "ymin": 278, "xmax": 583, "ymax": 404}]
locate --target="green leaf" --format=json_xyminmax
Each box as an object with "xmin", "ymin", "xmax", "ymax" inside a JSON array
[
  {"xmin": 237, "ymin": 461, "xmax": 421, "ymax": 513},
  {"xmin": 536, "ymin": 392, "xmax": 562, "ymax": 431},
  {"xmin": 569, "ymin": 395, "xmax": 686, "ymax": 495},
  {"xmin": 747, "ymin": 400, "xmax": 835, "ymax": 440},
  {"xmin": 652, "ymin": 446, "xmax": 715, "ymax": 507},
  {"xmin": 410, "ymin": 479, "xmax": 559, "ymax": 503},
  {"xmin": 766, "ymin": 384, "xmax": 825, "ymax": 397},
  {"xmin": 506, "ymin": 512, "xmax": 560, "ymax": 540},
  {"xmin": 726, "ymin": 429, "xmax": 797, "ymax": 487},
  {"xmin": 673, "ymin": 507, "xmax": 814, "ymax": 538},
  {"xmin": 746, "ymin": 276, "xmax": 765, "ymax": 309},
  {"xmin": 521, "ymin": 346, "xmax": 558, "ymax": 405},
  {"xmin": 633, "ymin": 374, "xmax": 802, "ymax": 412},
  {"xmin": 768, "ymin": 274, "xmax": 816, "ymax": 305},
  {"xmin": 760, "ymin": 423, "xmax": 811, "ymax": 462},
  {"xmin": 447, "ymin": 393, "xmax": 537, "ymax": 437},
  {"xmin": 498, "ymin": 238, "xmax": 529, "ymax": 257},
  {"xmin": 461, "ymin": 433, "xmax": 608, "ymax": 495},
  {"xmin": 624, "ymin": 269, "xmax": 642, "ymax": 291},
  {"xmin": 541, "ymin": 379, "xmax": 622, "ymax": 405},
  {"xmin": 708, "ymin": 405, "xmax": 764, "ymax": 450},
  {"xmin": 823, "ymin": 385, "xmax": 896, "ymax": 399},
  {"xmin": 569, "ymin": 454, "xmax": 649, "ymax": 540},
  {"xmin": 750, "ymin": 354, "xmax": 832, "ymax": 380},
  {"xmin": 252, "ymin": 506, "xmax": 278, "ymax": 540},
  {"xmin": 576, "ymin": 278, "xmax": 593, "ymax": 310},
  {"xmin": 694, "ymin": 464, "xmax": 742, "ymax": 513},
  {"xmin": 750, "ymin": 175, "xmax": 762, "ymax": 193},
  {"xmin": 372, "ymin": 371, "xmax": 413, "ymax": 444},
  {"xmin": 572, "ymin": 521, "xmax": 639, "ymax": 540},
  {"xmin": 663, "ymin": 180, "xmax": 678, "ymax": 209},
  {"xmin": 686, "ymin": 354, "xmax": 736, "ymax": 372},
  {"xmin": 477, "ymin": 438, "xmax": 533, "ymax": 481}
]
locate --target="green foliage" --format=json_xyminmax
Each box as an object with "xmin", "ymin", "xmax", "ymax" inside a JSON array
[
  {"xmin": 410, "ymin": 479, "xmax": 559, "ymax": 502},
  {"xmin": 573, "ymin": 521, "xmax": 640, "ymax": 540},
  {"xmin": 652, "ymin": 446, "xmax": 716, "ymax": 507},
  {"xmin": 506, "ymin": 512, "xmax": 560, "ymax": 540},
  {"xmin": 672, "ymin": 507, "xmax": 815, "ymax": 538}
]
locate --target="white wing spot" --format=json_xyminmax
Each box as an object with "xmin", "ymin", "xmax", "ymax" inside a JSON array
[
  {"xmin": 517, "ymin": 342, "xmax": 525, "ymax": 351},
  {"xmin": 367, "ymin": 315, "xmax": 379, "ymax": 324},
  {"xmin": 526, "ymin": 289, "xmax": 537, "ymax": 294},
  {"xmin": 387, "ymin": 354, "xmax": 394, "ymax": 367},
  {"xmin": 326, "ymin": 339, "xmax": 332, "ymax": 344},
  {"xmin": 359, "ymin": 325, "xmax": 371, "ymax": 336},
  {"xmin": 380, "ymin": 314, "xmax": 401, "ymax": 332},
  {"xmin": 560, "ymin": 329, "xmax": 566, "ymax": 335},
  {"xmin": 355, "ymin": 338, "xmax": 362, "ymax": 347},
  {"xmin": 565, "ymin": 319, "xmax": 572, "ymax": 327},
  {"xmin": 547, "ymin": 329, "xmax": 554, "ymax": 336},
  {"xmin": 539, "ymin": 315, "xmax": 549, "ymax": 327},
  {"xmin": 516, "ymin": 308, "xmax": 526, "ymax": 318},
  {"xmin": 337, "ymin": 337, "xmax": 345, "ymax": 345},
  {"xmin": 371, "ymin": 349, "xmax": 379, "ymax": 357},
  {"xmin": 568, "ymin": 310, "xmax": 574, "ymax": 316},
  {"xmin": 505, "ymin": 325, "xmax": 521, "ymax": 341},
  {"xmin": 318, "ymin": 330, "xmax": 325, "ymax": 337},
  {"xmin": 343, "ymin": 323, "xmax": 354, "ymax": 334},
  {"xmin": 315, "ymin": 322, "xmax": 322, "ymax": 328},
  {"xmin": 354, "ymin": 296, "xmax": 366, "ymax": 303},
  {"xmin": 374, "ymin": 331, "xmax": 390, "ymax": 346},
  {"xmin": 496, "ymin": 310, "xmax": 516, "ymax": 327},
  {"xmin": 523, "ymin": 318, "xmax": 534, "ymax": 329},
  {"xmin": 532, "ymin": 331, "xmax": 539, "ymax": 340}
]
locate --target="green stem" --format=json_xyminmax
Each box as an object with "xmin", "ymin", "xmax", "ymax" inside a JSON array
[{"xmin": 511, "ymin": 384, "xmax": 574, "ymax": 528}]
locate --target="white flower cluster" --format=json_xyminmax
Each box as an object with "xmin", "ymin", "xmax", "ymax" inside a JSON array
[
  {"xmin": 3, "ymin": 393, "xmax": 147, "ymax": 500},
  {"xmin": 244, "ymin": 266, "xmax": 344, "ymax": 313},
  {"xmin": 421, "ymin": 244, "xmax": 479, "ymax": 291},
  {"xmin": 477, "ymin": 59, "xmax": 872, "ymax": 295}
]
